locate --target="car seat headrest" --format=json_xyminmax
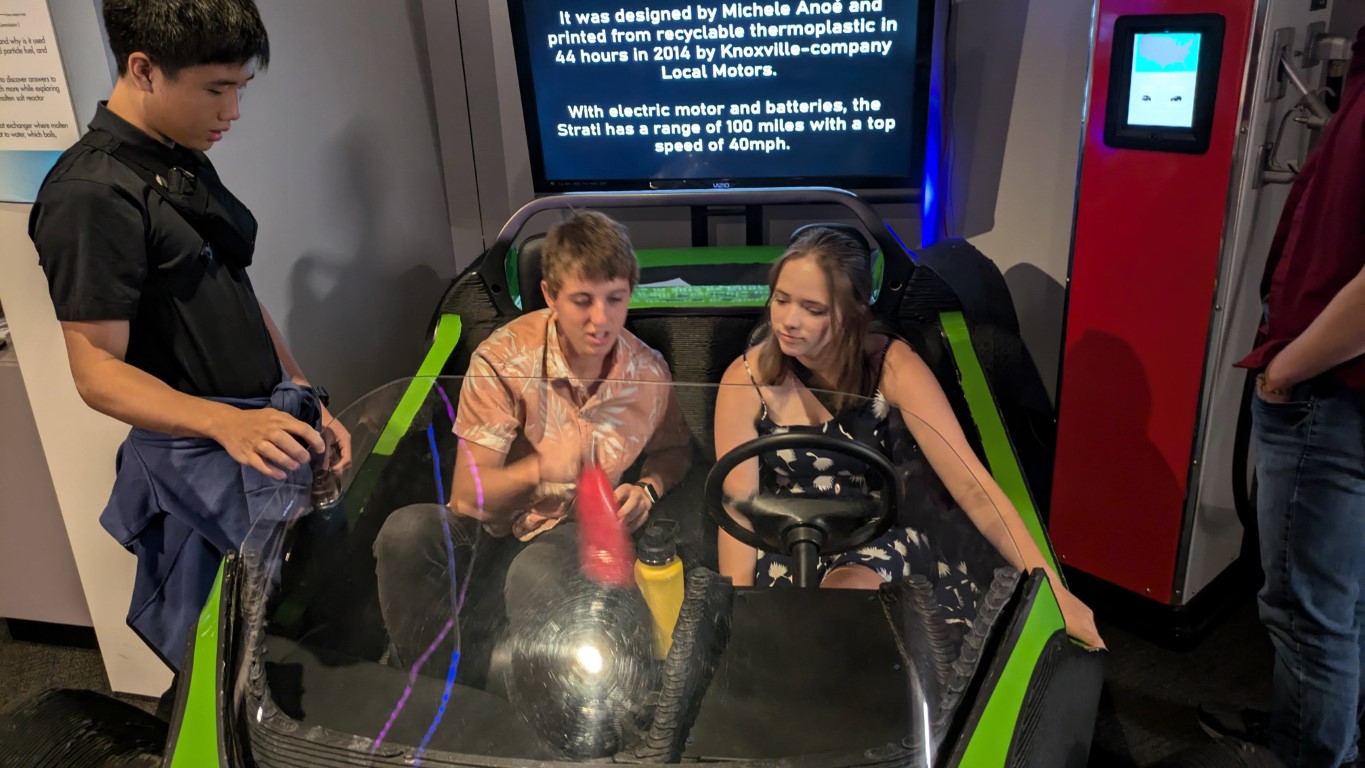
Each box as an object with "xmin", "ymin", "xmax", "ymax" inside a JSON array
[
  {"xmin": 516, "ymin": 234, "xmax": 548, "ymax": 312},
  {"xmin": 788, "ymin": 223, "xmax": 873, "ymax": 258},
  {"xmin": 747, "ymin": 320, "xmax": 772, "ymax": 349}
]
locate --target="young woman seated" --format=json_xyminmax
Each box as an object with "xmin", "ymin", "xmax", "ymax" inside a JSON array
[{"xmin": 713, "ymin": 227, "xmax": 1104, "ymax": 649}]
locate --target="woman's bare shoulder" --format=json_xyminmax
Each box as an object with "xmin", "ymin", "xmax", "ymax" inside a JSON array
[
  {"xmin": 721, "ymin": 347, "xmax": 759, "ymax": 386},
  {"xmin": 883, "ymin": 336, "xmax": 919, "ymax": 362},
  {"xmin": 879, "ymin": 337, "xmax": 933, "ymax": 393}
]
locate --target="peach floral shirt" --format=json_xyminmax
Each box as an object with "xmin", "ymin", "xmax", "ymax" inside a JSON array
[{"xmin": 455, "ymin": 309, "xmax": 690, "ymax": 540}]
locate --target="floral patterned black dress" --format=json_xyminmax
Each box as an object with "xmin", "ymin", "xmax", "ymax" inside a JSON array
[{"xmin": 743, "ymin": 344, "xmax": 977, "ymax": 627}]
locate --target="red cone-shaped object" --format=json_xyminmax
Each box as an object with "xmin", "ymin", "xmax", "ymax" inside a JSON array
[{"xmin": 576, "ymin": 463, "xmax": 635, "ymax": 587}]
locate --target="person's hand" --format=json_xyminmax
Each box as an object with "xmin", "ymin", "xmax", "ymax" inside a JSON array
[
  {"xmin": 1256, "ymin": 370, "xmax": 1293, "ymax": 404},
  {"xmin": 1056, "ymin": 586, "xmax": 1106, "ymax": 651},
  {"xmin": 320, "ymin": 405, "xmax": 352, "ymax": 473},
  {"xmin": 614, "ymin": 482, "xmax": 655, "ymax": 532},
  {"xmin": 212, "ymin": 406, "xmax": 325, "ymax": 481},
  {"xmin": 536, "ymin": 437, "xmax": 582, "ymax": 487}
]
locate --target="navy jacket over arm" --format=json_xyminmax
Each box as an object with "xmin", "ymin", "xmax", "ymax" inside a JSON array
[{"xmin": 100, "ymin": 381, "xmax": 322, "ymax": 670}]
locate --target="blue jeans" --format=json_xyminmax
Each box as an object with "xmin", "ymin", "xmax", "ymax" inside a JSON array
[{"xmin": 1254, "ymin": 378, "xmax": 1365, "ymax": 768}]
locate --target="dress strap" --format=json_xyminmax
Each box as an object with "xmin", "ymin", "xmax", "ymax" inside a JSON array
[
  {"xmin": 741, "ymin": 350, "xmax": 772, "ymax": 420},
  {"xmin": 871, "ymin": 336, "xmax": 895, "ymax": 386}
]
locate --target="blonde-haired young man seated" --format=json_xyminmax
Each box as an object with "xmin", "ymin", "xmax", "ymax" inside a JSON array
[{"xmin": 373, "ymin": 211, "xmax": 692, "ymax": 682}]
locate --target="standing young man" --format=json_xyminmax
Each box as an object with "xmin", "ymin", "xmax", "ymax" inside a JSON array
[
  {"xmin": 1201, "ymin": 25, "xmax": 1365, "ymax": 768},
  {"xmin": 28, "ymin": 0, "xmax": 349, "ymax": 675}
]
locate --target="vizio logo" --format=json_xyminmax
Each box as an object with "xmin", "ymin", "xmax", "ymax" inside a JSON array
[{"xmin": 712, "ymin": 181, "xmax": 732, "ymax": 189}]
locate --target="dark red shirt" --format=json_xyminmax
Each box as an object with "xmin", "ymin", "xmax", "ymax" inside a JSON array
[{"xmin": 1238, "ymin": 27, "xmax": 1365, "ymax": 390}]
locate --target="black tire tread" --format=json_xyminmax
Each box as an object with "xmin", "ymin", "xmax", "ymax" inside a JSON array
[
  {"xmin": 904, "ymin": 574, "xmax": 957, "ymax": 695},
  {"xmin": 936, "ymin": 567, "xmax": 1020, "ymax": 732},
  {"xmin": 632, "ymin": 568, "xmax": 733, "ymax": 762}
]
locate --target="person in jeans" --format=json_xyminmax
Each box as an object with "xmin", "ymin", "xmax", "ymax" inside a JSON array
[{"xmin": 1201, "ymin": 25, "xmax": 1365, "ymax": 768}]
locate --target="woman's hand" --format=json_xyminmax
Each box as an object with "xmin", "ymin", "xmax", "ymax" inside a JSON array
[{"xmin": 1056, "ymin": 586, "xmax": 1106, "ymax": 650}]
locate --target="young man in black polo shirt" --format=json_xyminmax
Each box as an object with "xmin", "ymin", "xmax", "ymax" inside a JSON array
[{"xmin": 28, "ymin": 0, "xmax": 350, "ymax": 678}]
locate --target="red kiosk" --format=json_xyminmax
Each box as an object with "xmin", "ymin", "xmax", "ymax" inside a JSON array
[{"xmin": 1051, "ymin": 0, "xmax": 1339, "ymax": 636}]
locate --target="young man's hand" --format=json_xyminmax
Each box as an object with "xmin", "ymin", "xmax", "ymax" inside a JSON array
[
  {"xmin": 211, "ymin": 407, "xmax": 325, "ymax": 481},
  {"xmin": 320, "ymin": 405, "xmax": 352, "ymax": 473},
  {"xmin": 1256, "ymin": 373, "xmax": 1293, "ymax": 404},
  {"xmin": 614, "ymin": 483, "xmax": 654, "ymax": 532},
  {"xmin": 536, "ymin": 437, "xmax": 583, "ymax": 487}
]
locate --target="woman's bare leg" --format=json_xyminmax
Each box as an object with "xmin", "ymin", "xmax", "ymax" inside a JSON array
[{"xmin": 821, "ymin": 564, "xmax": 884, "ymax": 590}]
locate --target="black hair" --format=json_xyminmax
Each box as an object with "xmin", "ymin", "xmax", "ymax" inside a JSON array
[{"xmin": 103, "ymin": 0, "xmax": 270, "ymax": 78}]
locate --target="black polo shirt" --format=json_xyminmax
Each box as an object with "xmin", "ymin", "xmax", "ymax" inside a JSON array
[{"xmin": 29, "ymin": 104, "xmax": 281, "ymax": 399}]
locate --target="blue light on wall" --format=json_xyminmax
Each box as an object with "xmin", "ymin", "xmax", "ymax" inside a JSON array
[
  {"xmin": 920, "ymin": 0, "xmax": 949, "ymax": 247},
  {"xmin": 921, "ymin": 167, "xmax": 939, "ymax": 239}
]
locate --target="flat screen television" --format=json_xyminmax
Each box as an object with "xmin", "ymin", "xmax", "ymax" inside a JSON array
[{"xmin": 506, "ymin": 0, "xmax": 937, "ymax": 193}]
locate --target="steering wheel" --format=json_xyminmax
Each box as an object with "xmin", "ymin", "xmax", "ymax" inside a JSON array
[{"xmin": 704, "ymin": 432, "xmax": 899, "ymax": 588}]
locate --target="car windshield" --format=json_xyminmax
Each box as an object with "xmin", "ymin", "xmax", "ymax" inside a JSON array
[{"xmin": 229, "ymin": 375, "xmax": 1027, "ymax": 767}]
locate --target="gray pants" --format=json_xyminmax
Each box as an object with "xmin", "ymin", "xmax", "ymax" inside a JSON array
[{"xmin": 372, "ymin": 504, "xmax": 581, "ymax": 687}]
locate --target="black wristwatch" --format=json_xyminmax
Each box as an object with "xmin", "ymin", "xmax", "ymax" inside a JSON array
[
  {"xmin": 313, "ymin": 384, "xmax": 330, "ymax": 408},
  {"xmin": 635, "ymin": 480, "xmax": 660, "ymax": 504}
]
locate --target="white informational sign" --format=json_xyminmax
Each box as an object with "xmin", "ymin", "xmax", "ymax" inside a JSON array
[{"xmin": 0, "ymin": 0, "xmax": 80, "ymax": 202}]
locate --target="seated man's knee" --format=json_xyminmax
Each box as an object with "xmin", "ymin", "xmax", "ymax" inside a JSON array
[
  {"xmin": 374, "ymin": 503, "xmax": 453, "ymax": 562},
  {"xmin": 504, "ymin": 525, "xmax": 581, "ymax": 620}
]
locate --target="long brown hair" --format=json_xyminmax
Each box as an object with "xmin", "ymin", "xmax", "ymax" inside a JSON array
[{"xmin": 756, "ymin": 227, "xmax": 874, "ymax": 412}]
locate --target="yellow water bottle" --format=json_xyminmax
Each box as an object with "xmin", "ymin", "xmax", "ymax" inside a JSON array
[{"xmin": 634, "ymin": 522, "xmax": 685, "ymax": 659}]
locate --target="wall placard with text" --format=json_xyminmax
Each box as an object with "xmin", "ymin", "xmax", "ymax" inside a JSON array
[{"xmin": 0, "ymin": 0, "xmax": 80, "ymax": 203}]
